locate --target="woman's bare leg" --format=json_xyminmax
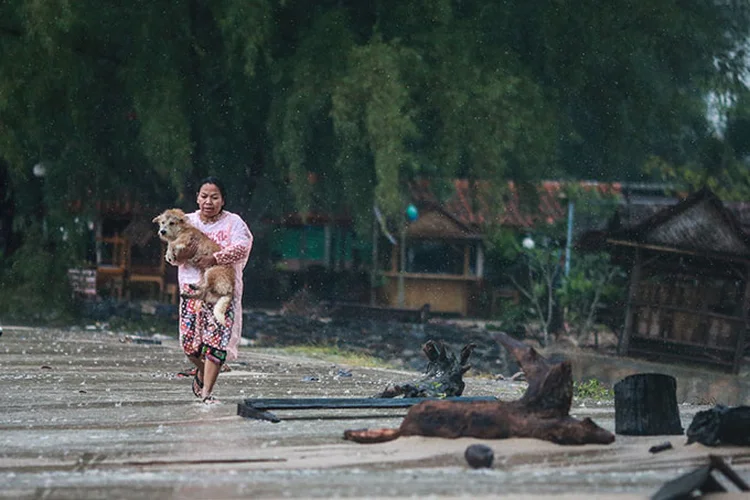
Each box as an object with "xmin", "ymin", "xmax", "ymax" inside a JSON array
[
  {"xmin": 201, "ymin": 358, "xmax": 221, "ymax": 399},
  {"xmin": 187, "ymin": 354, "xmax": 204, "ymax": 397},
  {"xmin": 187, "ymin": 354, "xmax": 204, "ymax": 377}
]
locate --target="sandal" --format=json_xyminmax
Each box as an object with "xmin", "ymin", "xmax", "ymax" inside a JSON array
[
  {"xmin": 192, "ymin": 373, "xmax": 204, "ymax": 398},
  {"xmin": 202, "ymin": 395, "xmax": 220, "ymax": 405},
  {"xmin": 177, "ymin": 367, "xmax": 197, "ymax": 378}
]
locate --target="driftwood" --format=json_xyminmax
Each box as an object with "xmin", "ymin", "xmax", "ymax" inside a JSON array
[
  {"xmin": 344, "ymin": 332, "xmax": 615, "ymax": 445},
  {"xmin": 375, "ymin": 340, "xmax": 475, "ymax": 398}
]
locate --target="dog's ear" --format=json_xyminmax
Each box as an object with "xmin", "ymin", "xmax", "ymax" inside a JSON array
[
  {"xmin": 152, "ymin": 215, "xmax": 160, "ymax": 224},
  {"xmin": 173, "ymin": 208, "xmax": 187, "ymax": 223}
]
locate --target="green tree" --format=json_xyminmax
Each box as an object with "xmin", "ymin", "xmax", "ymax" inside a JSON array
[
  {"xmin": 496, "ymin": 0, "xmax": 750, "ymax": 181},
  {"xmin": 558, "ymin": 252, "xmax": 625, "ymax": 347}
]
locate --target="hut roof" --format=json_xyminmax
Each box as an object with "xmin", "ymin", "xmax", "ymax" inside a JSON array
[
  {"xmin": 607, "ymin": 187, "xmax": 750, "ymax": 258},
  {"xmin": 407, "ymin": 202, "xmax": 482, "ymax": 240}
]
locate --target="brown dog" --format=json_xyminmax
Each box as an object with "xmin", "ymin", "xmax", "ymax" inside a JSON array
[{"xmin": 152, "ymin": 209, "xmax": 235, "ymax": 325}]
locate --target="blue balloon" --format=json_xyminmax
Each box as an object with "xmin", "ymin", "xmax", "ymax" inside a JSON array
[{"xmin": 406, "ymin": 204, "xmax": 418, "ymax": 221}]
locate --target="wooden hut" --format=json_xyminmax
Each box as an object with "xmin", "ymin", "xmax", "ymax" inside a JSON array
[
  {"xmin": 602, "ymin": 188, "xmax": 750, "ymax": 374},
  {"xmin": 381, "ymin": 203, "xmax": 484, "ymax": 316}
]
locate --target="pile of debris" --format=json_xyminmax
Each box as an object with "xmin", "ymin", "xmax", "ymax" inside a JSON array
[{"xmin": 242, "ymin": 308, "xmax": 517, "ymax": 376}]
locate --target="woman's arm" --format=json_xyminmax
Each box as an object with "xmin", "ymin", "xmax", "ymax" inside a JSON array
[{"xmin": 214, "ymin": 216, "xmax": 253, "ymax": 266}]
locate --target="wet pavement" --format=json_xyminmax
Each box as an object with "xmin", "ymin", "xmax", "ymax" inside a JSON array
[{"xmin": 2, "ymin": 325, "xmax": 749, "ymax": 499}]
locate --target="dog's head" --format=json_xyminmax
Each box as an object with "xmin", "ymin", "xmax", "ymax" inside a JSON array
[{"xmin": 152, "ymin": 209, "xmax": 188, "ymax": 242}]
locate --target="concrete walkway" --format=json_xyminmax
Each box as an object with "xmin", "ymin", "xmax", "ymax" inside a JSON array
[{"xmin": 1, "ymin": 326, "xmax": 749, "ymax": 499}]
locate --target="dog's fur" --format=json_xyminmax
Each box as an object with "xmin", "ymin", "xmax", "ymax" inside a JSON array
[{"xmin": 152, "ymin": 209, "xmax": 235, "ymax": 325}]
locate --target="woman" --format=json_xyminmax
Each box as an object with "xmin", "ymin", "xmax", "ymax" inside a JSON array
[{"xmin": 176, "ymin": 176, "xmax": 253, "ymax": 403}]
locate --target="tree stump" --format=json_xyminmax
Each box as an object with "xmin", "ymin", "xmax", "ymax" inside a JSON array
[
  {"xmin": 343, "ymin": 332, "xmax": 615, "ymax": 446},
  {"xmin": 614, "ymin": 373, "xmax": 683, "ymax": 436},
  {"xmin": 374, "ymin": 340, "xmax": 475, "ymax": 398}
]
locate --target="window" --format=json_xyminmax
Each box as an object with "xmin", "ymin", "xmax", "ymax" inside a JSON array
[{"xmin": 407, "ymin": 240, "xmax": 467, "ymax": 275}]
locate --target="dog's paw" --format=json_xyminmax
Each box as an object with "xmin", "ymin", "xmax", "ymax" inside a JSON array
[
  {"xmin": 165, "ymin": 248, "xmax": 177, "ymax": 264},
  {"xmin": 181, "ymin": 284, "xmax": 201, "ymax": 299}
]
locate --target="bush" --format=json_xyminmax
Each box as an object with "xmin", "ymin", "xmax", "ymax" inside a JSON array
[{"xmin": 0, "ymin": 225, "xmax": 78, "ymax": 323}]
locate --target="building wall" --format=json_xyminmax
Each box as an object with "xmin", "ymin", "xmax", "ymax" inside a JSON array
[{"xmin": 382, "ymin": 272, "xmax": 477, "ymax": 315}]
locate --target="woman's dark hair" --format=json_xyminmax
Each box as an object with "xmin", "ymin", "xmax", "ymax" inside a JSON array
[{"xmin": 197, "ymin": 176, "xmax": 227, "ymax": 208}]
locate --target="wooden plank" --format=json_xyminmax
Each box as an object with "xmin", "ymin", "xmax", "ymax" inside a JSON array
[
  {"xmin": 237, "ymin": 396, "xmax": 498, "ymax": 422},
  {"xmin": 244, "ymin": 396, "xmax": 497, "ymax": 410}
]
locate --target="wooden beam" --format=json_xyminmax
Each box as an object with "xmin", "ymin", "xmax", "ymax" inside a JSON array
[
  {"xmin": 237, "ymin": 396, "xmax": 498, "ymax": 422},
  {"xmin": 381, "ymin": 271, "xmax": 480, "ymax": 282},
  {"xmin": 619, "ymin": 247, "xmax": 642, "ymax": 356},
  {"xmin": 630, "ymin": 302, "xmax": 746, "ymax": 324},
  {"xmin": 606, "ymin": 239, "xmax": 750, "ymax": 264}
]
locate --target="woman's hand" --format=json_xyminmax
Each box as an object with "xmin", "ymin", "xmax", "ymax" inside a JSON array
[{"xmin": 195, "ymin": 254, "xmax": 218, "ymax": 269}]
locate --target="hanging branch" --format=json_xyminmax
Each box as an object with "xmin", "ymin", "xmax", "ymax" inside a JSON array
[{"xmin": 508, "ymin": 247, "xmax": 561, "ymax": 346}]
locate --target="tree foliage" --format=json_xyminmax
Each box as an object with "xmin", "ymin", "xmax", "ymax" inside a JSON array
[
  {"xmin": 1, "ymin": 0, "xmax": 750, "ymax": 316},
  {"xmin": 644, "ymin": 86, "xmax": 750, "ymax": 200}
]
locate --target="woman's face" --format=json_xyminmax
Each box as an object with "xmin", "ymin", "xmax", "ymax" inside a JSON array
[{"xmin": 197, "ymin": 183, "xmax": 225, "ymax": 219}]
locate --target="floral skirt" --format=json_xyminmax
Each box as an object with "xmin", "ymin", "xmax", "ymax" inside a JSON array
[{"xmin": 179, "ymin": 284, "xmax": 235, "ymax": 365}]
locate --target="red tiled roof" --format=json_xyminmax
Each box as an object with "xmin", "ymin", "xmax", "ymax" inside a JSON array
[{"xmin": 412, "ymin": 180, "xmax": 623, "ymax": 229}]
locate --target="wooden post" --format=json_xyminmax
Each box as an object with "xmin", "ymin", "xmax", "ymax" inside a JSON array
[
  {"xmin": 397, "ymin": 225, "xmax": 406, "ymax": 307},
  {"xmin": 463, "ymin": 244, "xmax": 470, "ymax": 276},
  {"xmin": 370, "ymin": 215, "xmax": 378, "ymax": 306},
  {"xmin": 476, "ymin": 244, "xmax": 484, "ymax": 277},
  {"xmin": 732, "ymin": 264, "xmax": 750, "ymax": 374},
  {"xmin": 619, "ymin": 247, "xmax": 642, "ymax": 356},
  {"xmin": 390, "ymin": 241, "xmax": 398, "ymax": 272}
]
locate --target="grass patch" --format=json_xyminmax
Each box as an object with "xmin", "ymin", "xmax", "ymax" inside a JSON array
[
  {"xmin": 276, "ymin": 345, "xmax": 395, "ymax": 369},
  {"xmin": 573, "ymin": 378, "xmax": 614, "ymax": 401}
]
